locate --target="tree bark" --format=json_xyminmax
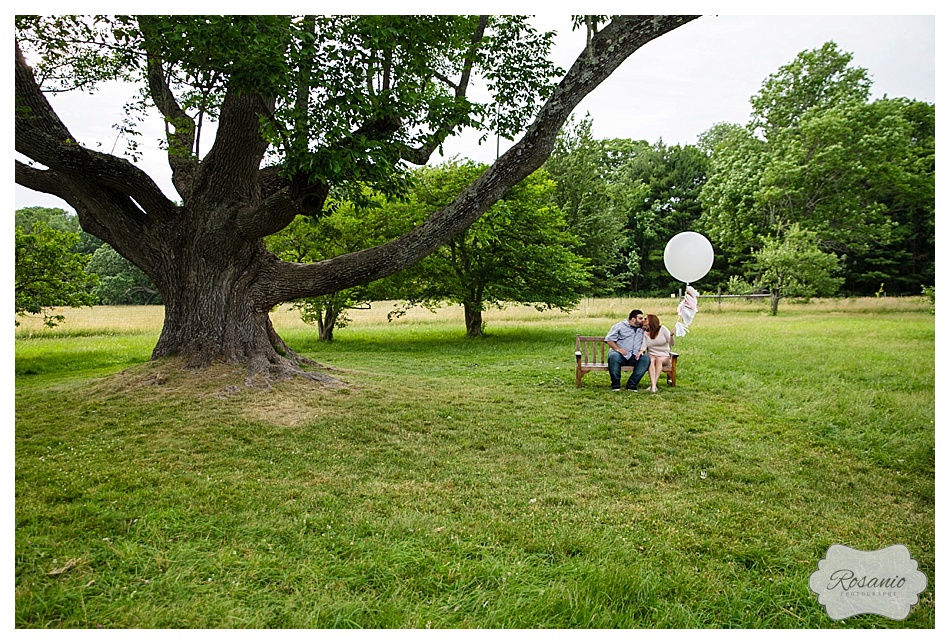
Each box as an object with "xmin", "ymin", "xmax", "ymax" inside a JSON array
[
  {"xmin": 464, "ymin": 303, "xmax": 484, "ymax": 338},
  {"xmin": 142, "ymin": 216, "xmax": 333, "ymax": 383},
  {"xmin": 15, "ymin": 16, "xmax": 700, "ymax": 382},
  {"xmin": 318, "ymin": 306, "xmax": 338, "ymax": 342}
]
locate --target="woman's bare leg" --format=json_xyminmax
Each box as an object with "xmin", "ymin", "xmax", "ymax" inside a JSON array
[{"xmin": 649, "ymin": 356, "xmax": 660, "ymax": 391}]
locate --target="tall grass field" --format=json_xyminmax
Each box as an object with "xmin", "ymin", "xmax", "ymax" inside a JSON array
[{"xmin": 15, "ymin": 297, "xmax": 935, "ymax": 628}]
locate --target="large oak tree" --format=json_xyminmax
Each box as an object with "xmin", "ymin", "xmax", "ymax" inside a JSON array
[{"xmin": 15, "ymin": 15, "xmax": 698, "ymax": 383}]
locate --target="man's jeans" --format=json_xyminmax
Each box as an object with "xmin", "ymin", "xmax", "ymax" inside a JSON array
[{"xmin": 607, "ymin": 350, "xmax": 650, "ymax": 390}]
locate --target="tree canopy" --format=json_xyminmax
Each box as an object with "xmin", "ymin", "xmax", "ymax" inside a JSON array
[
  {"xmin": 699, "ymin": 41, "xmax": 934, "ymax": 297},
  {"xmin": 542, "ymin": 116, "xmax": 628, "ymax": 292},
  {"xmin": 749, "ymin": 41, "xmax": 871, "ymax": 138},
  {"xmin": 544, "ymin": 116, "xmax": 708, "ymax": 296},
  {"xmin": 15, "ymin": 206, "xmax": 103, "ymax": 254}
]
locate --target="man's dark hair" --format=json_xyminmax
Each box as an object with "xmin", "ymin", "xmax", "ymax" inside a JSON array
[{"xmin": 629, "ymin": 309, "xmax": 643, "ymax": 320}]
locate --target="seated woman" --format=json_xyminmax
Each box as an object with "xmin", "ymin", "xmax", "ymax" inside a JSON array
[{"xmin": 642, "ymin": 313, "xmax": 674, "ymax": 393}]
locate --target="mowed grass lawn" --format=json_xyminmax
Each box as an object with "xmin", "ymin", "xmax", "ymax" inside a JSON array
[{"xmin": 14, "ymin": 298, "xmax": 935, "ymax": 628}]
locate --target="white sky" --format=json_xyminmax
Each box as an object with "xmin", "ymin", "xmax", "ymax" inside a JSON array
[
  {"xmin": 11, "ymin": 6, "xmax": 938, "ymax": 211},
  {"xmin": 446, "ymin": 13, "xmax": 936, "ymax": 162}
]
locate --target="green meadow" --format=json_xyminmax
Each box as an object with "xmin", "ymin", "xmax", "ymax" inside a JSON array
[{"xmin": 14, "ymin": 297, "xmax": 935, "ymax": 628}]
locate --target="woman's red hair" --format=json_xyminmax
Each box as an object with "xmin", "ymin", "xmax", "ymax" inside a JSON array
[{"xmin": 645, "ymin": 314, "xmax": 661, "ymax": 339}]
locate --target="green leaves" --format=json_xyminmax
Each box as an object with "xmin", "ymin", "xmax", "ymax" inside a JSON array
[
  {"xmin": 544, "ymin": 115, "xmax": 710, "ymax": 295},
  {"xmin": 749, "ymin": 41, "xmax": 871, "ymax": 138},
  {"xmin": 481, "ymin": 16, "xmax": 562, "ymax": 139},
  {"xmin": 16, "ymin": 16, "xmax": 141, "ymax": 91},
  {"xmin": 17, "ymin": 15, "xmax": 564, "ymax": 202},
  {"xmin": 15, "ymin": 222, "xmax": 99, "ymax": 327},
  {"xmin": 268, "ymin": 160, "xmax": 593, "ymax": 337},
  {"xmin": 699, "ymin": 41, "xmax": 934, "ymax": 296},
  {"xmin": 739, "ymin": 224, "xmax": 843, "ymax": 315},
  {"xmin": 85, "ymin": 246, "xmax": 160, "ymax": 305},
  {"xmin": 402, "ymin": 161, "xmax": 591, "ymax": 320}
]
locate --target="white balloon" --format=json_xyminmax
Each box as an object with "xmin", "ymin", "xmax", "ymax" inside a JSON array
[{"xmin": 664, "ymin": 231, "xmax": 714, "ymax": 283}]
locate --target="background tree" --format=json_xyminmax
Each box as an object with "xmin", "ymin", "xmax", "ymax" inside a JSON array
[
  {"xmin": 266, "ymin": 204, "xmax": 416, "ymax": 341},
  {"xmin": 611, "ymin": 140, "xmax": 707, "ymax": 294},
  {"xmin": 728, "ymin": 224, "xmax": 843, "ymax": 315},
  {"xmin": 699, "ymin": 42, "xmax": 935, "ymax": 296},
  {"xmin": 749, "ymin": 41, "xmax": 871, "ymax": 139},
  {"xmin": 696, "ymin": 123, "xmax": 765, "ymax": 267},
  {"xmin": 543, "ymin": 115, "xmax": 627, "ymax": 293},
  {"xmin": 85, "ymin": 245, "xmax": 162, "ymax": 305},
  {"xmin": 16, "ymin": 206, "xmax": 162, "ymax": 305},
  {"xmin": 15, "ymin": 222, "xmax": 99, "ymax": 327},
  {"xmin": 842, "ymin": 97, "xmax": 935, "ymax": 294},
  {"xmin": 265, "ymin": 214, "xmax": 365, "ymax": 342},
  {"xmin": 15, "ymin": 15, "xmax": 697, "ymax": 381},
  {"xmin": 15, "ymin": 206, "xmax": 104, "ymax": 255},
  {"xmin": 394, "ymin": 162, "xmax": 591, "ymax": 337},
  {"xmin": 16, "ymin": 206, "xmax": 78, "ymax": 233},
  {"xmin": 545, "ymin": 120, "xmax": 708, "ymax": 296}
]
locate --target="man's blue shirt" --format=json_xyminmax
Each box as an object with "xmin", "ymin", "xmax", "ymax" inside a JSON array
[{"xmin": 605, "ymin": 320, "xmax": 643, "ymax": 355}]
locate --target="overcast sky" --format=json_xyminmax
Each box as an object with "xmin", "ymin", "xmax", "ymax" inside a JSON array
[
  {"xmin": 455, "ymin": 13, "xmax": 937, "ymax": 161},
  {"xmin": 12, "ymin": 8, "xmax": 937, "ymax": 211}
]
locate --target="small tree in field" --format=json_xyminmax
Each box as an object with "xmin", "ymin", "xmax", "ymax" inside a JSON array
[
  {"xmin": 393, "ymin": 162, "xmax": 591, "ymax": 337},
  {"xmin": 15, "ymin": 222, "xmax": 99, "ymax": 327},
  {"xmin": 15, "ymin": 15, "xmax": 698, "ymax": 382},
  {"xmin": 730, "ymin": 224, "xmax": 843, "ymax": 315},
  {"xmin": 266, "ymin": 207, "xmax": 415, "ymax": 341}
]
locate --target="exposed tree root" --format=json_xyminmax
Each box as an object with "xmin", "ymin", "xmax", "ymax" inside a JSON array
[
  {"xmin": 92, "ymin": 356, "xmax": 350, "ymax": 403},
  {"xmin": 244, "ymin": 351, "xmax": 347, "ymax": 390}
]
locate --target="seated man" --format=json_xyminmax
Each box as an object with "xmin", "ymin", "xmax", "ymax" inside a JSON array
[{"xmin": 604, "ymin": 309, "xmax": 649, "ymax": 391}]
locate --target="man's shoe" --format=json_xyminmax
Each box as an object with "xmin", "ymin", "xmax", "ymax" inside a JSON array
[
  {"xmin": 626, "ymin": 386, "xmax": 638, "ymax": 392},
  {"xmin": 611, "ymin": 387, "xmax": 621, "ymax": 392}
]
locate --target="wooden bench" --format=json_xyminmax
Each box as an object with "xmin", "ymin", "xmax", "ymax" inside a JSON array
[{"xmin": 575, "ymin": 335, "xmax": 677, "ymax": 388}]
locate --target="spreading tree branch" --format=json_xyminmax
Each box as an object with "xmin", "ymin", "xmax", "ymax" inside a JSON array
[
  {"xmin": 139, "ymin": 17, "xmax": 200, "ymax": 201},
  {"xmin": 14, "ymin": 161, "xmax": 73, "ymax": 203},
  {"xmin": 258, "ymin": 15, "xmax": 700, "ymax": 306},
  {"xmin": 16, "ymin": 41, "xmax": 177, "ymax": 227},
  {"xmin": 401, "ymin": 15, "xmax": 489, "ymax": 165}
]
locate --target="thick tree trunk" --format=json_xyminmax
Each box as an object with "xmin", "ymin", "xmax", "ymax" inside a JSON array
[
  {"xmin": 156, "ymin": 288, "xmax": 276, "ymax": 363},
  {"xmin": 146, "ymin": 225, "xmax": 334, "ymax": 384},
  {"xmin": 153, "ymin": 277, "xmax": 334, "ymax": 384}
]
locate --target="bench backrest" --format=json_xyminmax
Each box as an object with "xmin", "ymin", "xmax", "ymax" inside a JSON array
[{"xmin": 575, "ymin": 335, "xmax": 609, "ymax": 365}]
